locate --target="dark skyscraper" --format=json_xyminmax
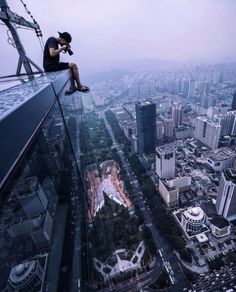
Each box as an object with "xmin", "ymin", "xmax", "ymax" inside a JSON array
[
  {"xmin": 135, "ymin": 101, "xmax": 156, "ymax": 154},
  {"xmin": 231, "ymin": 91, "xmax": 236, "ymax": 111}
]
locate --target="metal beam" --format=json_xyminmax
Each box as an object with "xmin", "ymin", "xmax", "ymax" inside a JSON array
[
  {"xmin": 0, "ymin": 10, "xmax": 39, "ymax": 29},
  {"xmin": 0, "ymin": 0, "xmax": 43, "ymax": 79}
]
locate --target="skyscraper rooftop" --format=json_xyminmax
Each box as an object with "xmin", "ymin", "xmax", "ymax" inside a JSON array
[
  {"xmin": 0, "ymin": 70, "xmax": 72, "ymax": 187},
  {"xmin": 0, "ymin": 72, "xmax": 66, "ymax": 120}
]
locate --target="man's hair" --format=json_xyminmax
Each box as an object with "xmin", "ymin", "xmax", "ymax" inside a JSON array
[{"xmin": 58, "ymin": 32, "xmax": 72, "ymax": 43}]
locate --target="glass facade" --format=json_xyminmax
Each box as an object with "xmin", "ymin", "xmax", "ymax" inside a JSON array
[
  {"xmin": 135, "ymin": 102, "xmax": 157, "ymax": 154},
  {"xmin": 0, "ymin": 73, "xmax": 87, "ymax": 291}
]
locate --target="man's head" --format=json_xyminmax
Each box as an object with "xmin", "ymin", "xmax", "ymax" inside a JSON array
[{"xmin": 58, "ymin": 32, "xmax": 72, "ymax": 45}]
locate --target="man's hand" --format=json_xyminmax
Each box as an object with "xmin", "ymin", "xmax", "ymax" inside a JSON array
[{"xmin": 61, "ymin": 45, "xmax": 67, "ymax": 51}]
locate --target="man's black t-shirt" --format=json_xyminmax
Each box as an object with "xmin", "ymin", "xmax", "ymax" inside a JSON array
[{"xmin": 43, "ymin": 37, "xmax": 59, "ymax": 69}]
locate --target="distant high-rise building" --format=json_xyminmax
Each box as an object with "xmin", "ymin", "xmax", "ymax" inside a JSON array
[
  {"xmin": 194, "ymin": 117, "xmax": 221, "ymax": 150},
  {"xmin": 156, "ymin": 145, "xmax": 175, "ymax": 179},
  {"xmin": 204, "ymin": 81, "xmax": 211, "ymax": 95},
  {"xmin": 177, "ymin": 79, "xmax": 182, "ymax": 94},
  {"xmin": 136, "ymin": 101, "xmax": 156, "ymax": 154},
  {"xmin": 231, "ymin": 91, "xmax": 236, "ymax": 111},
  {"xmin": 163, "ymin": 119, "xmax": 174, "ymax": 141},
  {"xmin": 207, "ymin": 106, "xmax": 229, "ymax": 121},
  {"xmin": 168, "ymin": 80, "xmax": 176, "ymax": 94},
  {"xmin": 188, "ymin": 77, "xmax": 196, "ymax": 98},
  {"xmin": 201, "ymin": 95, "xmax": 216, "ymax": 109},
  {"xmin": 183, "ymin": 80, "xmax": 189, "ymax": 98},
  {"xmin": 218, "ymin": 70, "xmax": 224, "ymax": 84},
  {"xmin": 156, "ymin": 121, "xmax": 164, "ymax": 144},
  {"xmin": 172, "ymin": 105, "xmax": 183, "ymax": 128},
  {"xmin": 216, "ymin": 169, "xmax": 236, "ymax": 221},
  {"xmin": 215, "ymin": 111, "xmax": 236, "ymax": 136},
  {"xmin": 198, "ymin": 81, "xmax": 211, "ymax": 95}
]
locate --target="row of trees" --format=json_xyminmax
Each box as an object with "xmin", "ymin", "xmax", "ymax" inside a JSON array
[
  {"xmin": 89, "ymin": 195, "xmax": 143, "ymax": 262},
  {"xmin": 149, "ymin": 268, "xmax": 171, "ymax": 290},
  {"xmin": 80, "ymin": 111, "xmax": 113, "ymax": 165}
]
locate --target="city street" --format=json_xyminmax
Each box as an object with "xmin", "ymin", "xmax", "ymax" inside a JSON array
[{"xmin": 103, "ymin": 112, "xmax": 192, "ymax": 291}]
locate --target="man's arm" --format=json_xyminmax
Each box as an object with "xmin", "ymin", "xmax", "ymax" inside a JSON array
[{"xmin": 49, "ymin": 45, "xmax": 67, "ymax": 57}]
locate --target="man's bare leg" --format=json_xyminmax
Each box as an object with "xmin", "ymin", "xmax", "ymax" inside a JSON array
[{"xmin": 69, "ymin": 63, "xmax": 82, "ymax": 89}]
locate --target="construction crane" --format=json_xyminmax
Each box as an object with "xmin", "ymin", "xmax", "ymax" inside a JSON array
[{"xmin": 0, "ymin": 0, "xmax": 43, "ymax": 80}]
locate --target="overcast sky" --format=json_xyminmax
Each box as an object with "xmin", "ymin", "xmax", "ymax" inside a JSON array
[{"xmin": 1, "ymin": 0, "xmax": 236, "ymax": 76}]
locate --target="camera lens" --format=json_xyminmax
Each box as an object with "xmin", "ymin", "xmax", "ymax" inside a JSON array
[{"xmin": 67, "ymin": 48, "xmax": 73, "ymax": 56}]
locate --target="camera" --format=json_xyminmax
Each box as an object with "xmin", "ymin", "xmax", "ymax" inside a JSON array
[
  {"xmin": 63, "ymin": 45, "xmax": 73, "ymax": 56},
  {"xmin": 67, "ymin": 47, "xmax": 73, "ymax": 56}
]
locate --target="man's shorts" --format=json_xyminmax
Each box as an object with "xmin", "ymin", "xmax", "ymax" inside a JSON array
[{"xmin": 44, "ymin": 62, "xmax": 69, "ymax": 72}]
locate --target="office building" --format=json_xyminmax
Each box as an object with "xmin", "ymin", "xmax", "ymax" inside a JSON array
[
  {"xmin": 188, "ymin": 77, "xmax": 196, "ymax": 98},
  {"xmin": 158, "ymin": 179, "xmax": 179, "ymax": 207},
  {"xmin": 166, "ymin": 175, "xmax": 191, "ymax": 192},
  {"xmin": 198, "ymin": 80, "xmax": 211, "ymax": 95},
  {"xmin": 202, "ymin": 147, "xmax": 236, "ymax": 172},
  {"xmin": 158, "ymin": 175, "xmax": 190, "ymax": 208},
  {"xmin": 215, "ymin": 111, "xmax": 236, "ymax": 136},
  {"xmin": 209, "ymin": 215, "xmax": 231, "ymax": 238},
  {"xmin": 194, "ymin": 116, "xmax": 221, "ymax": 150},
  {"xmin": 172, "ymin": 105, "xmax": 183, "ymax": 128},
  {"xmin": 183, "ymin": 79, "xmax": 189, "ymax": 97},
  {"xmin": 218, "ymin": 70, "xmax": 224, "ymax": 84},
  {"xmin": 216, "ymin": 169, "xmax": 236, "ymax": 221},
  {"xmin": 177, "ymin": 79, "xmax": 182, "ymax": 94},
  {"xmin": 163, "ymin": 119, "xmax": 174, "ymax": 141},
  {"xmin": 201, "ymin": 95, "xmax": 216, "ymax": 109},
  {"xmin": 136, "ymin": 101, "xmax": 156, "ymax": 154},
  {"xmin": 156, "ymin": 145, "xmax": 175, "ymax": 179},
  {"xmin": 207, "ymin": 106, "xmax": 229, "ymax": 121},
  {"xmin": 156, "ymin": 121, "xmax": 164, "ymax": 144}
]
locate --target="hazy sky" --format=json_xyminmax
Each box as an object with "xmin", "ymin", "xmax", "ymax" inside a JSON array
[{"xmin": 1, "ymin": 0, "xmax": 236, "ymax": 76}]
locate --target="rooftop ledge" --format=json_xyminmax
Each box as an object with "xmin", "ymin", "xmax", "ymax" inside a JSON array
[
  {"xmin": 0, "ymin": 69, "xmax": 73, "ymax": 188},
  {"xmin": 0, "ymin": 70, "xmax": 72, "ymax": 121}
]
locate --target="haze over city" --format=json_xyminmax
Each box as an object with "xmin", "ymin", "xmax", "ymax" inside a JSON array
[{"xmin": 1, "ymin": 0, "xmax": 236, "ymax": 76}]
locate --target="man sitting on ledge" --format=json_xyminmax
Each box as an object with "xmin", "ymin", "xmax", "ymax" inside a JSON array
[{"xmin": 43, "ymin": 31, "xmax": 89, "ymax": 94}]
